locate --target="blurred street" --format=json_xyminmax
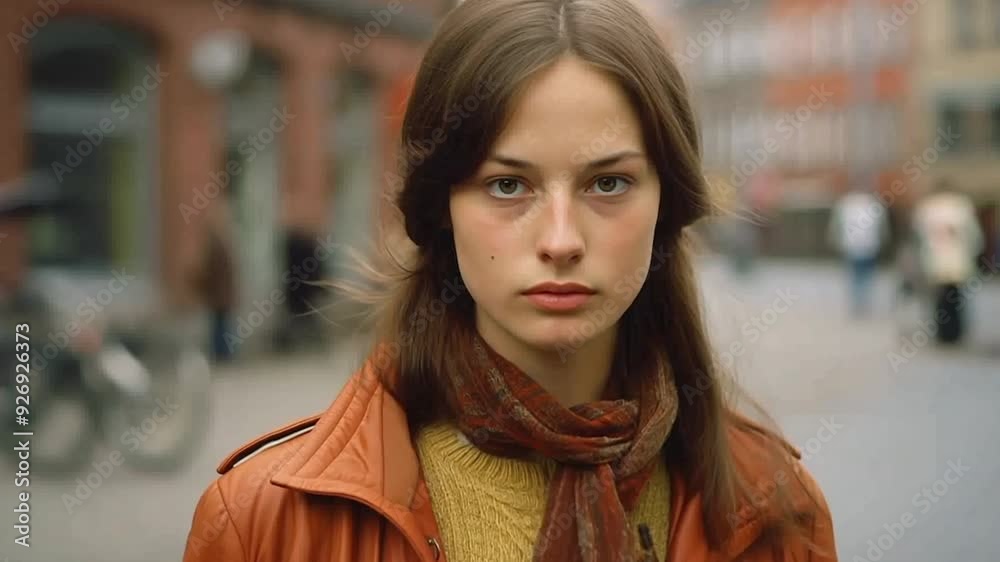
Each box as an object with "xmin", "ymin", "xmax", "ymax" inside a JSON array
[
  {"xmin": 698, "ymin": 258, "xmax": 1000, "ymax": 562},
  {"xmin": 0, "ymin": 257, "xmax": 997, "ymax": 562}
]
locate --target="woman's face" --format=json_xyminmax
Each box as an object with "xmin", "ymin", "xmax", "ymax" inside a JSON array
[{"xmin": 449, "ymin": 55, "xmax": 661, "ymax": 357}]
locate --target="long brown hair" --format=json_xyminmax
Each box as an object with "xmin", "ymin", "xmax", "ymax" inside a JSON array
[{"xmin": 337, "ymin": 0, "xmax": 822, "ymax": 552}]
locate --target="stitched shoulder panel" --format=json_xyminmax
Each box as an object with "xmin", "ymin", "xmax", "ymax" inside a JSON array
[{"xmin": 217, "ymin": 413, "xmax": 322, "ymax": 475}]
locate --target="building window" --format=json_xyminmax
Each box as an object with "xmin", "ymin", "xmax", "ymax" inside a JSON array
[
  {"xmin": 732, "ymin": 111, "xmax": 762, "ymax": 167},
  {"xmin": 765, "ymin": 22, "xmax": 787, "ymax": 74},
  {"xmin": 880, "ymin": 3, "xmax": 909, "ymax": 61},
  {"xmin": 705, "ymin": 38, "xmax": 727, "ymax": 80},
  {"xmin": 706, "ymin": 115, "xmax": 721, "ymax": 166},
  {"xmin": 815, "ymin": 111, "xmax": 832, "ymax": 165},
  {"xmin": 811, "ymin": 9, "xmax": 832, "ymax": 69},
  {"xmin": 831, "ymin": 7, "xmax": 850, "ymax": 66},
  {"xmin": 715, "ymin": 114, "xmax": 730, "ymax": 166},
  {"xmin": 833, "ymin": 110, "xmax": 847, "ymax": 163},
  {"xmin": 329, "ymin": 70, "xmax": 378, "ymax": 281},
  {"xmin": 794, "ymin": 14, "xmax": 813, "ymax": 69},
  {"xmin": 849, "ymin": 106, "xmax": 870, "ymax": 164},
  {"xmin": 27, "ymin": 19, "xmax": 156, "ymax": 272},
  {"xmin": 954, "ymin": 0, "xmax": 978, "ymax": 49},
  {"xmin": 994, "ymin": 0, "xmax": 1000, "ymax": 42},
  {"xmin": 878, "ymin": 105, "xmax": 900, "ymax": 162},
  {"xmin": 729, "ymin": 28, "xmax": 764, "ymax": 76},
  {"xmin": 938, "ymin": 101, "xmax": 966, "ymax": 152},
  {"xmin": 991, "ymin": 99, "xmax": 1000, "ymax": 150},
  {"xmin": 224, "ymin": 50, "xmax": 283, "ymax": 312},
  {"xmin": 773, "ymin": 110, "xmax": 796, "ymax": 166}
]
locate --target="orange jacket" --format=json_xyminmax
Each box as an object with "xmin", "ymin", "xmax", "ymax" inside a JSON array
[{"xmin": 182, "ymin": 358, "xmax": 837, "ymax": 562}]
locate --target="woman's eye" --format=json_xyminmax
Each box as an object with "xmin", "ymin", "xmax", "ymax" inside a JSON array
[
  {"xmin": 486, "ymin": 178, "xmax": 528, "ymax": 198},
  {"xmin": 589, "ymin": 176, "xmax": 632, "ymax": 195}
]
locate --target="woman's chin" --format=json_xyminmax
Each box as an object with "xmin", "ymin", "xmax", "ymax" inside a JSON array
[{"xmin": 516, "ymin": 318, "xmax": 609, "ymax": 356}]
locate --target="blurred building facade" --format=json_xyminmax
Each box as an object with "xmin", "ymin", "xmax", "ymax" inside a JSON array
[
  {"xmin": 909, "ymin": 0, "xmax": 1000, "ymax": 263},
  {"xmin": 670, "ymin": 0, "xmax": 999, "ymax": 259},
  {"xmin": 0, "ymin": 0, "xmax": 451, "ymax": 346}
]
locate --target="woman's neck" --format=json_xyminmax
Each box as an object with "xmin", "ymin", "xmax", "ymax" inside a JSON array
[{"xmin": 475, "ymin": 323, "xmax": 619, "ymax": 408}]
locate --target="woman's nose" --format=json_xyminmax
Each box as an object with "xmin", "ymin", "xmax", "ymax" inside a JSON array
[{"xmin": 535, "ymin": 190, "xmax": 584, "ymax": 266}]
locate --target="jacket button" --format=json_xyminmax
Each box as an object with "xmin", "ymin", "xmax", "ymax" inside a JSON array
[{"xmin": 427, "ymin": 538, "xmax": 441, "ymax": 560}]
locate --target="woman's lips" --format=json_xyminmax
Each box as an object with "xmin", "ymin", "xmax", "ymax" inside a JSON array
[{"xmin": 523, "ymin": 292, "xmax": 593, "ymax": 312}]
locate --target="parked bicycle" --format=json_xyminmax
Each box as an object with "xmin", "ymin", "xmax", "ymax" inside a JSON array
[{"xmin": 0, "ymin": 176, "xmax": 211, "ymax": 475}]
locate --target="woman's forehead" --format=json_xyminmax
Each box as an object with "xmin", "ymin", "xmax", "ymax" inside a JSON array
[{"xmin": 488, "ymin": 59, "xmax": 644, "ymax": 162}]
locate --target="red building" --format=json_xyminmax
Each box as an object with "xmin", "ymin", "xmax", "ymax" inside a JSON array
[
  {"xmin": 0, "ymin": 0, "xmax": 447, "ymax": 320},
  {"xmin": 761, "ymin": 0, "xmax": 914, "ymax": 254},
  {"xmin": 672, "ymin": 0, "xmax": 917, "ymax": 256}
]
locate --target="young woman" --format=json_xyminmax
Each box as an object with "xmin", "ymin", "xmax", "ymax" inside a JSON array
[{"xmin": 183, "ymin": 0, "xmax": 837, "ymax": 560}]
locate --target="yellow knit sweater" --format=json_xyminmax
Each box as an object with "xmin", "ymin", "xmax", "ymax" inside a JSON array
[{"xmin": 415, "ymin": 422, "xmax": 671, "ymax": 562}]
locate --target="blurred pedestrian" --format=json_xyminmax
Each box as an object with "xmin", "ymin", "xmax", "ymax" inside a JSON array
[
  {"xmin": 195, "ymin": 204, "xmax": 237, "ymax": 363},
  {"xmin": 828, "ymin": 185, "xmax": 890, "ymax": 317},
  {"xmin": 720, "ymin": 215, "xmax": 759, "ymax": 276},
  {"xmin": 723, "ymin": 174, "xmax": 766, "ymax": 277},
  {"xmin": 909, "ymin": 179, "xmax": 984, "ymax": 344},
  {"xmin": 275, "ymin": 227, "xmax": 326, "ymax": 352},
  {"xmin": 183, "ymin": 2, "xmax": 836, "ymax": 561}
]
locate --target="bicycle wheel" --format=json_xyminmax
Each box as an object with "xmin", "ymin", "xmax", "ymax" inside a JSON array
[{"xmin": 93, "ymin": 330, "xmax": 212, "ymax": 473}]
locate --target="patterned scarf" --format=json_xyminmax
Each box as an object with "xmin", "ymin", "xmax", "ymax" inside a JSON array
[{"xmin": 443, "ymin": 333, "xmax": 679, "ymax": 562}]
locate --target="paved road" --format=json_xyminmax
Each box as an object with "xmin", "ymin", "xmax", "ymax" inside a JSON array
[
  {"xmin": 698, "ymin": 258, "xmax": 1000, "ymax": 562},
  {"xmin": 1, "ymin": 258, "xmax": 997, "ymax": 562}
]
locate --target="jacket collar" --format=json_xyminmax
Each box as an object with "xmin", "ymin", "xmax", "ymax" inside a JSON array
[
  {"xmin": 268, "ymin": 355, "xmax": 800, "ymax": 561},
  {"xmin": 269, "ymin": 357, "xmax": 442, "ymax": 560},
  {"xmin": 270, "ymin": 358, "xmax": 421, "ymax": 506}
]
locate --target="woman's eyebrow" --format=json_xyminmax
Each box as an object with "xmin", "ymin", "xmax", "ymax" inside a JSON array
[
  {"xmin": 580, "ymin": 150, "xmax": 646, "ymax": 172},
  {"xmin": 486, "ymin": 149, "xmax": 646, "ymax": 173}
]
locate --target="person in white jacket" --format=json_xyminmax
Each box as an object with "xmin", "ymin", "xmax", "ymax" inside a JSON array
[{"xmin": 907, "ymin": 180, "xmax": 984, "ymax": 343}]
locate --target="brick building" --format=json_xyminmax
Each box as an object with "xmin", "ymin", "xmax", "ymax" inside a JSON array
[{"xmin": 0, "ymin": 0, "xmax": 451, "ymax": 341}]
